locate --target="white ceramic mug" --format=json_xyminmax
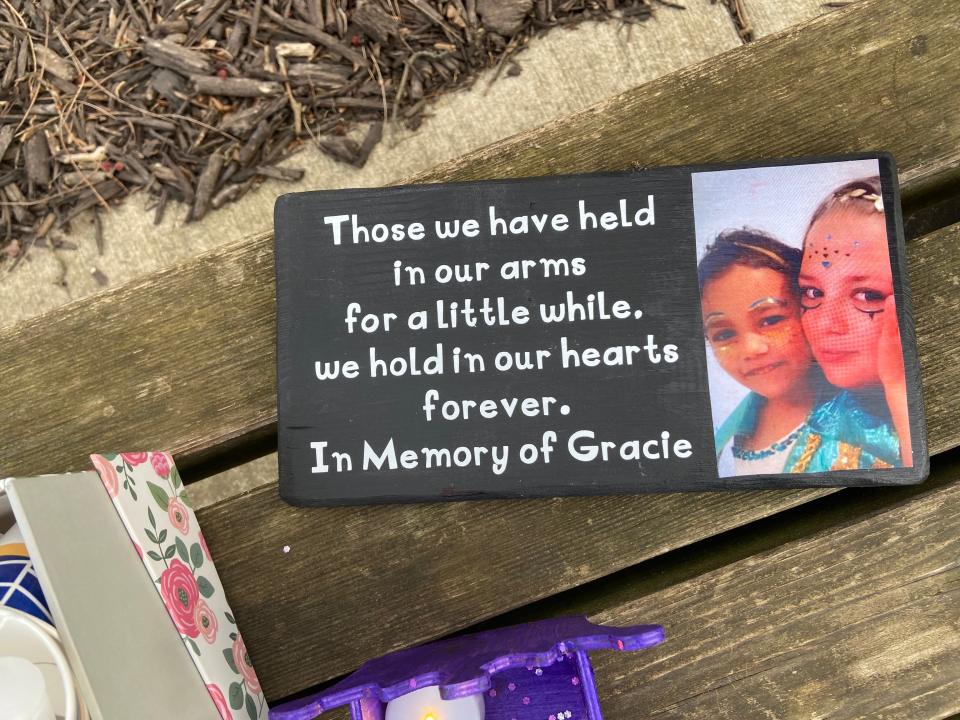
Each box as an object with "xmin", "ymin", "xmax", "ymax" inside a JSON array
[
  {"xmin": 0, "ymin": 605, "xmax": 84, "ymax": 720},
  {"xmin": 0, "ymin": 655, "xmax": 55, "ymax": 720}
]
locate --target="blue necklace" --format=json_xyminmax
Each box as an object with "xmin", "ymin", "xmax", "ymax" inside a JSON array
[{"xmin": 732, "ymin": 426, "xmax": 804, "ymax": 460}]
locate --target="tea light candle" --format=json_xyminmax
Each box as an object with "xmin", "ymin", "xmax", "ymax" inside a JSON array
[
  {"xmin": 384, "ymin": 685, "xmax": 484, "ymax": 720},
  {"xmin": 0, "ymin": 656, "xmax": 55, "ymax": 720}
]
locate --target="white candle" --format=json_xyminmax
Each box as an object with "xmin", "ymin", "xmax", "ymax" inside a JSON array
[
  {"xmin": 0, "ymin": 656, "xmax": 55, "ymax": 720},
  {"xmin": 384, "ymin": 685, "xmax": 484, "ymax": 720}
]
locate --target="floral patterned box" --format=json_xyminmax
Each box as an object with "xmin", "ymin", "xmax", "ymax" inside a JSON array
[
  {"xmin": 3, "ymin": 471, "xmax": 222, "ymax": 719},
  {"xmin": 90, "ymin": 452, "xmax": 268, "ymax": 720}
]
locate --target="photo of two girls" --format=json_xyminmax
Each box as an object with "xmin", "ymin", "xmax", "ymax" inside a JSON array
[{"xmin": 693, "ymin": 159, "xmax": 915, "ymax": 478}]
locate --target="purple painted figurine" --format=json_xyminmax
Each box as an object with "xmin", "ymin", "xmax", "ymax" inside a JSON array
[{"xmin": 270, "ymin": 616, "xmax": 664, "ymax": 720}]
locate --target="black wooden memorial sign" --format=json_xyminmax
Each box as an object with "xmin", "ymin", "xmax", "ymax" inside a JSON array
[{"xmin": 274, "ymin": 155, "xmax": 927, "ymax": 505}]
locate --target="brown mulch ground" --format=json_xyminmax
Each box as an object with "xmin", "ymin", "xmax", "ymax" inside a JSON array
[{"xmin": 0, "ymin": 0, "xmax": 662, "ymax": 268}]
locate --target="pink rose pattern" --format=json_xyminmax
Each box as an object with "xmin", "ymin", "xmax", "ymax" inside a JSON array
[
  {"xmin": 120, "ymin": 451, "xmax": 148, "ymax": 466},
  {"xmin": 232, "ymin": 634, "xmax": 262, "ymax": 695},
  {"xmin": 196, "ymin": 599, "xmax": 218, "ymax": 644},
  {"xmin": 89, "ymin": 453, "xmax": 267, "ymax": 719},
  {"xmin": 160, "ymin": 559, "xmax": 200, "ymax": 638},
  {"xmin": 91, "ymin": 454, "xmax": 119, "ymax": 497},
  {"xmin": 168, "ymin": 497, "xmax": 190, "ymax": 535},
  {"xmin": 151, "ymin": 451, "xmax": 171, "ymax": 478},
  {"xmin": 207, "ymin": 684, "xmax": 233, "ymax": 720}
]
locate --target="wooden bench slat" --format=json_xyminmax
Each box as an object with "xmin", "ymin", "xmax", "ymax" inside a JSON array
[
  {"xmin": 416, "ymin": 0, "xmax": 960, "ymax": 187},
  {"xmin": 1, "ymin": 0, "xmax": 959, "ymax": 480},
  {"xmin": 588, "ymin": 467, "xmax": 960, "ymax": 718},
  {"xmin": 204, "ymin": 485, "xmax": 831, "ymax": 701},
  {"xmin": 313, "ymin": 465, "xmax": 960, "ymax": 719},
  {"xmin": 0, "ymin": 231, "xmax": 276, "ymax": 478},
  {"xmin": 909, "ymin": 223, "xmax": 960, "ymax": 444}
]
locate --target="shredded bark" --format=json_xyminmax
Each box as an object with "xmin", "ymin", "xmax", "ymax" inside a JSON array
[{"xmin": 0, "ymin": 0, "xmax": 658, "ymax": 265}]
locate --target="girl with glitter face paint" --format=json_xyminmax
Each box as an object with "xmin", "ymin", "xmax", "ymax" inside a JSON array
[
  {"xmin": 700, "ymin": 227, "xmax": 902, "ymax": 477},
  {"xmin": 799, "ymin": 177, "xmax": 912, "ymax": 467}
]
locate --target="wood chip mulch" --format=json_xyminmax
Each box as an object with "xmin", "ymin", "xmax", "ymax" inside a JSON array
[{"xmin": 0, "ymin": 0, "xmax": 659, "ymax": 268}]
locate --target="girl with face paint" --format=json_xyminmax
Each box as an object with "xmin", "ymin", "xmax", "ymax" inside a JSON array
[
  {"xmin": 799, "ymin": 177, "xmax": 912, "ymax": 467},
  {"xmin": 699, "ymin": 230, "xmax": 816, "ymax": 476},
  {"xmin": 700, "ymin": 228, "xmax": 902, "ymax": 477}
]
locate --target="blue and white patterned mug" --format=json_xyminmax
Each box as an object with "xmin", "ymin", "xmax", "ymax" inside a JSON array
[{"xmin": 0, "ymin": 524, "xmax": 52, "ymax": 625}]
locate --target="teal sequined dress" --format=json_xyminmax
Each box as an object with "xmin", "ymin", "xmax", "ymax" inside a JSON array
[{"xmin": 715, "ymin": 388, "xmax": 901, "ymax": 475}]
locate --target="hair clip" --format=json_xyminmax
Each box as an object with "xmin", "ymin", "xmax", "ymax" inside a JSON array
[{"xmin": 732, "ymin": 242, "xmax": 785, "ymax": 266}]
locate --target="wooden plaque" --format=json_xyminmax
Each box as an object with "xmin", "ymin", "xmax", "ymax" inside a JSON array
[{"xmin": 274, "ymin": 155, "xmax": 927, "ymax": 505}]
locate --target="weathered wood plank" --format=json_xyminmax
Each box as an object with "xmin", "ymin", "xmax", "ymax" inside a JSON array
[
  {"xmin": 0, "ymin": 232, "xmax": 277, "ymax": 477},
  {"xmin": 204, "ymin": 483, "xmax": 837, "ymax": 701},
  {"xmin": 1, "ymin": 0, "xmax": 958, "ymax": 482},
  {"xmin": 586, "ymin": 463, "xmax": 960, "ymax": 718},
  {"xmin": 909, "ymin": 223, "xmax": 960, "ymax": 443},
  {"xmin": 1, "ymin": 207, "xmax": 955, "ymax": 489},
  {"xmin": 413, "ymin": 0, "xmax": 960, "ymax": 185},
  {"xmin": 289, "ymin": 462, "xmax": 960, "ymax": 720}
]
